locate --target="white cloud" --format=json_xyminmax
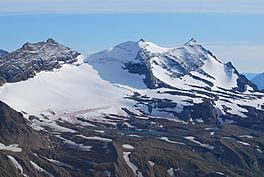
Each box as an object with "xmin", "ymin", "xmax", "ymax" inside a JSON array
[
  {"xmin": 204, "ymin": 43, "xmax": 264, "ymax": 73},
  {"xmin": 0, "ymin": 0, "xmax": 264, "ymax": 14}
]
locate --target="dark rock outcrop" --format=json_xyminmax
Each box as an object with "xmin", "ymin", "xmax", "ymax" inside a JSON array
[{"xmin": 0, "ymin": 101, "xmax": 48, "ymax": 148}]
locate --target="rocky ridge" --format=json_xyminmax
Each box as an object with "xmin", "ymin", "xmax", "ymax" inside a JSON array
[{"xmin": 0, "ymin": 38, "xmax": 80, "ymax": 85}]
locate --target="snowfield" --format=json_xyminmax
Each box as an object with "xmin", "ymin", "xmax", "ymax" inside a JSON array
[{"xmin": 0, "ymin": 55, "xmax": 133, "ymax": 116}]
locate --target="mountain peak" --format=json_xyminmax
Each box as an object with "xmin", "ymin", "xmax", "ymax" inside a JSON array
[
  {"xmin": 0, "ymin": 39, "xmax": 80, "ymax": 84},
  {"xmin": 21, "ymin": 38, "xmax": 58, "ymax": 51},
  {"xmin": 138, "ymin": 38, "xmax": 145, "ymax": 43},
  {"xmin": 47, "ymin": 38, "xmax": 57, "ymax": 44},
  {"xmin": 185, "ymin": 38, "xmax": 200, "ymax": 46}
]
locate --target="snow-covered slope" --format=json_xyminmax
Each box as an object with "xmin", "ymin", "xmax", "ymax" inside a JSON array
[
  {"xmin": 87, "ymin": 41, "xmax": 146, "ymax": 89},
  {"xmin": 0, "ymin": 56, "xmax": 131, "ymax": 115},
  {"xmin": 252, "ymin": 72, "xmax": 264, "ymax": 90},
  {"xmin": 0, "ymin": 55, "xmax": 137, "ymax": 131}
]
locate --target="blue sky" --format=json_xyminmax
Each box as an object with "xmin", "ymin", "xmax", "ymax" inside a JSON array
[{"xmin": 0, "ymin": 0, "xmax": 263, "ymax": 73}]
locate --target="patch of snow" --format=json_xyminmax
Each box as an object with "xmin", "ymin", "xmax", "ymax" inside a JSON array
[
  {"xmin": 94, "ymin": 130, "xmax": 105, "ymax": 134},
  {"xmin": 159, "ymin": 137, "xmax": 185, "ymax": 145},
  {"xmin": 47, "ymin": 158, "xmax": 74, "ymax": 169},
  {"xmin": 31, "ymin": 119, "xmax": 76, "ymax": 133},
  {"xmin": 122, "ymin": 144, "xmax": 134, "ymax": 150},
  {"xmin": 122, "ymin": 122, "xmax": 135, "ymax": 128},
  {"xmin": 7, "ymin": 155, "xmax": 25, "ymax": 175},
  {"xmin": 57, "ymin": 135, "xmax": 92, "ymax": 151},
  {"xmin": 210, "ymin": 132, "xmax": 215, "ymax": 136},
  {"xmin": 196, "ymin": 118, "xmax": 204, "ymax": 123},
  {"xmin": 0, "ymin": 143, "xmax": 22, "ymax": 152},
  {"xmin": 205, "ymin": 127, "xmax": 219, "ymax": 131},
  {"xmin": 215, "ymin": 172, "xmax": 225, "ymax": 176},
  {"xmin": 222, "ymin": 137, "xmax": 251, "ymax": 146},
  {"xmin": 184, "ymin": 136, "xmax": 214, "ymax": 150},
  {"xmin": 76, "ymin": 135, "xmax": 112, "ymax": 142},
  {"xmin": 257, "ymin": 148, "xmax": 263, "ymax": 153},
  {"xmin": 128, "ymin": 134, "xmax": 142, "ymax": 138},
  {"xmin": 138, "ymin": 172, "xmax": 144, "ymax": 177},
  {"xmin": 30, "ymin": 161, "xmax": 54, "ymax": 177},
  {"xmin": 148, "ymin": 161, "xmax": 155, "ymax": 167},
  {"xmin": 189, "ymin": 118, "xmax": 195, "ymax": 124},
  {"xmin": 222, "ymin": 136, "xmax": 236, "ymax": 141},
  {"xmin": 237, "ymin": 141, "xmax": 251, "ymax": 146},
  {"xmin": 123, "ymin": 151, "xmax": 143, "ymax": 177},
  {"xmin": 167, "ymin": 168, "xmax": 179, "ymax": 177},
  {"xmin": 238, "ymin": 135, "xmax": 253, "ymax": 139}
]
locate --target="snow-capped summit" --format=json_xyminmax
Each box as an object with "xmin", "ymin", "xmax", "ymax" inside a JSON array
[
  {"xmin": 46, "ymin": 38, "xmax": 57, "ymax": 44},
  {"xmin": 184, "ymin": 38, "xmax": 201, "ymax": 46},
  {"xmin": 86, "ymin": 39, "xmax": 251, "ymax": 91}
]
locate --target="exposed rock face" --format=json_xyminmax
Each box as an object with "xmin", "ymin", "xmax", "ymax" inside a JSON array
[
  {"xmin": 0, "ymin": 39, "xmax": 80, "ymax": 85},
  {"xmin": 0, "ymin": 101, "xmax": 48, "ymax": 149},
  {"xmin": 0, "ymin": 101, "xmax": 73, "ymax": 177}
]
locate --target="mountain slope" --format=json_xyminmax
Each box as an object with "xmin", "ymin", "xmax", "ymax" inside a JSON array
[
  {"xmin": 0, "ymin": 101, "xmax": 55, "ymax": 177},
  {"xmin": 243, "ymin": 73, "xmax": 258, "ymax": 80},
  {"xmin": 0, "ymin": 49, "xmax": 8, "ymax": 57},
  {"xmin": 0, "ymin": 101, "xmax": 48, "ymax": 149},
  {"xmin": 252, "ymin": 72, "xmax": 264, "ymax": 90}
]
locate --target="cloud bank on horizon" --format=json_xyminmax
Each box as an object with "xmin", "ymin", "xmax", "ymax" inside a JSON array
[{"xmin": 0, "ymin": 0, "xmax": 264, "ymax": 14}]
